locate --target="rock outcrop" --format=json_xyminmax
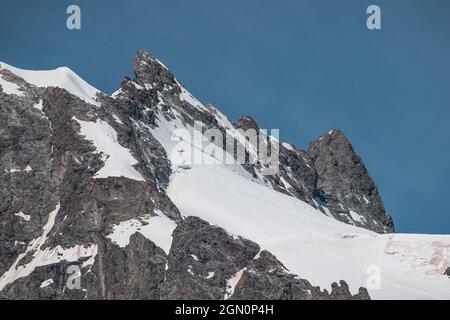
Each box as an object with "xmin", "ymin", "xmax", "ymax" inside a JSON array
[{"xmin": 0, "ymin": 52, "xmax": 383, "ymax": 300}]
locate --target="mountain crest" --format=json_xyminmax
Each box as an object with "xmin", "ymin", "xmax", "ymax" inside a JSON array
[
  {"xmin": 132, "ymin": 50, "xmax": 177, "ymax": 90},
  {"xmin": 2, "ymin": 52, "xmax": 448, "ymax": 300},
  {"xmin": 235, "ymin": 116, "xmax": 260, "ymax": 131},
  {"xmin": 308, "ymin": 129, "xmax": 394, "ymax": 232}
]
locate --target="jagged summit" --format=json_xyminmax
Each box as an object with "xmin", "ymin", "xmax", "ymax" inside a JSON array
[
  {"xmin": 0, "ymin": 54, "xmax": 449, "ymax": 300},
  {"xmin": 314, "ymin": 128, "xmax": 344, "ymax": 141},
  {"xmin": 235, "ymin": 115, "xmax": 260, "ymax": 131},
  {"xmin": 132, "ymin": 50, "xmax": 177, "ymax": 89},
  {"xmin": 308, "ymin": 129, "xmax": 394, "ymax": 233}
]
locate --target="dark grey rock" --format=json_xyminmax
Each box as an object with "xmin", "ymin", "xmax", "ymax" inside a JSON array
[
  {"xmin": 230, "ymin": 250, "xmax": 370, "ymax": 300},
  {"xmin": 160, "ymin": 216, "xmax": 260, "ymax": 300},
  {"xmin": 307, "ymin": 129, "xmax": 394, "ymax": 233},
  {"xmin": 232, "ymin": 117, "xmax": 393, "ymax": 233},
  {"xmin": 0, "ymin": 52, "xmax": 378, "ymax": 300}
]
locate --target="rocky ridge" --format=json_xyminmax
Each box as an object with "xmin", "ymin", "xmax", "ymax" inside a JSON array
[{"xmin": 0, "ymin": 51, "xmax": 395, "ymax": 299}]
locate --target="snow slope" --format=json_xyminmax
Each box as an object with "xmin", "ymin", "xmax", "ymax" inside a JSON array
[
  {"xmin": 0, "ymin": 204, "xmax": 97, "ymax": 291},
  {"xmin": 149, "ymin": 95, "xmax": 450, "ymax": 300},
  {"xmin": 0, "ymin": 62, "xmax": 100, "ymax": 106},
  {"xmin": 166, "ymin": 162, "xmax": 450, "ymax": 299},
  {"xmin": 74, "ymin": 117, "xmax": 145, "ymax": 181},
  {"xmin": 0, "ymin": 75, "xmax": 23, "ymax": 96},
  {"xmin": 3, "ymin": 61, "xmax": 449, "ymax": 299},
  {"xmin": 106, "ymin": 210, "xmax": 177, "ymax": 254}
]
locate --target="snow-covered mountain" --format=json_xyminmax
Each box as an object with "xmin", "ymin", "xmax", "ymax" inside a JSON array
[{"xmin": 0, "ymin": 52, "xmax": 449, "ymax": 300}]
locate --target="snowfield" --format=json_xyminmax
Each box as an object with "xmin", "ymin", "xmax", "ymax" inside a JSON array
[
  {"xmin": 107, "ymin": 210, "xmax": 177, "ymax": 254},
  {"xmin": 1, "ymin": 62, "xmax": 449, "ymax": 299},
  {"xmin": 150, "ymin": 96, "xmax": 450, "ymax": 300},
  {"xmin": 0, "ymin": 204, "xmax": 98, "ymax": 291},
  {"xmin": 166, "ymin": 162, "xmax": 450, "ymax": 299},
  {"xmin": 0, "ymin": 75, "xmax": 23, "ymax": 96},
  {"xmin": 74, "ymin": 117, "xmax": 145, "ymax": 181},
  {"xmin": 0, "ymin": 62, "xmax": 101, "ymax": 106}
]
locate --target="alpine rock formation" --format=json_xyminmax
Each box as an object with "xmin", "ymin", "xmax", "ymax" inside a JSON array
[{"xmin": 0, "ymin": 51, "xmax": 449, "ymax": 300}]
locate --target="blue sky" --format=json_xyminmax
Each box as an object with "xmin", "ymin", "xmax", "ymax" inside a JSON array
[{"xmin": 1, "ymin": 0, "xmax": 449, "ymax": 233}]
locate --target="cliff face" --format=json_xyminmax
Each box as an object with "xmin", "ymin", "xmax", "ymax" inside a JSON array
[
  {"xmin": 0, "ymin": 52, "xmax": 403, "ymax": 300},
  {"xmin": 307, "ymin": 129, "xmax": 394, "ymax": 233}
]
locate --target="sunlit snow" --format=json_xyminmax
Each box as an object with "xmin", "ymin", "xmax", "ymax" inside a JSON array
[
  {"xmin": 0, "ymin": 75, "xmax": 23, "ymax": 96},
  {"xmin": 0, "ymin": 204, "xmax": 98, "ymax": 291},
  {"xmin": 106, "ymin": 210, "xmax": 177, "ymax": 254},
  {"xmin": 74, "ymin": 118, "xmax": 145, "ymax": 181},
  {"xmin": 150, "ymin": 88, "xmax": 450, "ymax": 300},
  {"xmin": 0, "ymin": 62, "xmax": 101, "ymax": 106}
]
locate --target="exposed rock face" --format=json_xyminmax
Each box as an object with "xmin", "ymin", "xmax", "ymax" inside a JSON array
[
  {"xmin": 133, "ymin": 51, "xmax": 178, "ymax": 91},
  {"xmin": 160, "ymin": 216, "xmax": 260, "ymax": 300},
  {"xmin": 307, "ymin": 129, "xmax": 394, "ymax": 233},
  {"xmin": 445, "ymin": 267, "xmax": 450, "ymax": 277},
  {"xmin": 230, "ymin": 250, "xmax": 370, "ymax": 300},
  {"xmin": 0, "ymin": 52, "xmax": 379, "ymax": 300},
  {"xmin": 0, "ymin": 234, "xmax": 167, "ymax": 300},
  {"xmin": 122, "ymin": 51, "xmax": 394, "ymax": 233},
  {"xmin": 0, "ymin": 215, "xmax": 370, "ymax": 300},
  {"xmin": 233, "ymin": 116, "xmax": 393, "ymax": 233}
]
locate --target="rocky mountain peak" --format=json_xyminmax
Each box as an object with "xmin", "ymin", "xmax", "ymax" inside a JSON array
[
  {"xmin": 307, "ymin": 129, "xmax": 394, "ymax": 233},
  {"xmin": 312, "ymin": 128, "xmax": 346, "ymax": 144},
  {"xmin": 3, "ymin": 53, "xmax": 448, "ymax": 300},
  {"xmin": 132, "ymin": 50, "xmax": 176, "ymax": 89},
  {"xmin": 307, "ymin": 128, "xmax": 359, "ymax": 177},
  {"xmin": 234, "ymin": 116, "xmax": 260, "ymax": 132}
]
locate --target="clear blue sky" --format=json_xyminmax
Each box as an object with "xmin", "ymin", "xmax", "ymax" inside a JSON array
[{"xmin": 1, "ymin": 0, "xmax": 449, "ymax": 234}]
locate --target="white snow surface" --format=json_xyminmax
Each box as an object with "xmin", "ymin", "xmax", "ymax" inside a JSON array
[
  {"xmin": 2, "ymin": 60, "xmax": 449, "ymax": 299},
  {"xmin": 14, "ymin": 211, "xmax": 31, "ymax": 222},
  {"xmin": 0, "ymin": 75, "xmax": 23, "ymax": 96},
  {"xmin": 0, "ymin": 62, "xmax": 100, "ymax": 106},
  {"xmin": 106, "ymin": 210, "xmax": 177, "ymax": 254},
  {"xmin": 74, "ymin": 117, "xmax": 145, "ymax": 181},
  {"xmin": 148, "ymin": 94, "xmax": 450, "ymax": 299},
  {"xmin": 281, "ymin": 142, "xmax": 294, "ymax": 151},
  {"xmin": 166, "ymin": 160, "xmax": 450, "ymax": 299},
  {"xmin": 0, "ymin": 204, "xmax": 98, "ymax": 291},
  {"xmin": 39, "ymin": 278, "xmax": 54, "ymax": 288},
  {"xmin": 175, "ymin": 79, "xmax": 208, "ymax": 112},
  {"xmin": 224, "ymin": 268, "xmax": 246, "ymax": 300},
  {"xmin": 4, "ymin": 166, "xmax": 32, "ymax": 173},
  {"xmin": 349, "ymin": 210, "xmax": 367, "ymax": 224},
  {"xmin": 112, "ymin": 113, "xmax": 124, "ymax": 125},
  {"xmin": 33, "ymin": 100, "xmax": 44, "ymax": 111}
]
